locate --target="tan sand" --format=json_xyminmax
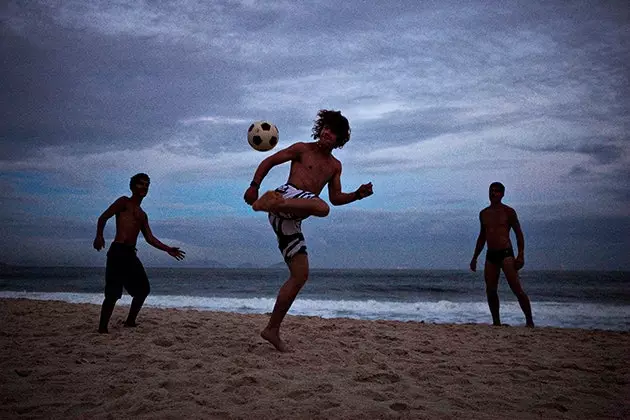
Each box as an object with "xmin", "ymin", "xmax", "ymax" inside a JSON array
[{"xmin": 1, "ymin": 298, "xmax": 628, "ymax": 420}]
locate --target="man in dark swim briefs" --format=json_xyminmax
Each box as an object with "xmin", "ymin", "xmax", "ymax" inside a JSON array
[
  {"xmin": 93, "ymin": 173, "xmax": 185, "ymax": 333},
  {"xmin": 470, "ymin": 182, "xmax": 534, "ymax": 327}
]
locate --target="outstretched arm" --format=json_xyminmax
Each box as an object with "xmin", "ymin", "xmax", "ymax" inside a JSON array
[
  {"xmin": 244, "ymin": 143, "xmax": 303, "ymax": 205},
  {"xmin": 93, "ymin": 197, "xmax": 126, "ymax": 251},
  {"xmin": 327, "ymin": 165, "xmax": 373, "ymax": 206},
  {"xmin": 470, "ymin": 213, "xmax": 486, "ymax": 272},
  {"xmin": 140, "ymin": 215, "xmax": 185, "ymax": 260}
]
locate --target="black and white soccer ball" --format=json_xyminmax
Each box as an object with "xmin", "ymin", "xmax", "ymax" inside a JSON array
[{"xmin": 247, "ymin": 121, "xmax": 279, "ymax": 152}]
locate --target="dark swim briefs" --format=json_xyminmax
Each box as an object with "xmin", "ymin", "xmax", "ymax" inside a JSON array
[
  {"xmin": 104, "ymin": 242, "xmax": 150, "ymax": 299},
  {"xmin": 485, "ymin": 247, "xmax": 515, "ymax": 265}
]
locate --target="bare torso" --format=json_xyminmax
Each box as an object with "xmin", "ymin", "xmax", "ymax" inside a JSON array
[
  {"xmin": 480, "ymin": 204, "xmax": 515, "ymax": 250},
  {"xmin": 286, "ymin": 143, "xmax": 340, "ymax": 194},
  {"xmin": 113, "ymin": 197, "xmax": 147, "ymax": 246}
]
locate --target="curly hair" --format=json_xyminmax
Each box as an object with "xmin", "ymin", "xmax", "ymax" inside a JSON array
[
  {"xmin": 311, "ymin": 109, "xmax": 351, "ymax": 148},
  {"xmin": 129, "ymin": 173, "xmax": 150, "ymax": 190}
]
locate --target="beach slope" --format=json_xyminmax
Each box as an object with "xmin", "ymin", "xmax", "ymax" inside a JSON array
[{"xmin": 1, "ymin": 298, "xmax": 628, "ymax": 419}]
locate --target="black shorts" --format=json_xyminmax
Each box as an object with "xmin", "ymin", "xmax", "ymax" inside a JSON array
[
  {"xmin": 485, "ymin": 247, "xmax": 515, "ymax": 266},
  {"xmin": 104, "ymin": 243, "xmax": 150, "ymax": 299}
]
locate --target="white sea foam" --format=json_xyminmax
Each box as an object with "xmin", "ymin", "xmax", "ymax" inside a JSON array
[{"xmin": 1, "ymin": 291, "xmax": 628, "ymax": 331}]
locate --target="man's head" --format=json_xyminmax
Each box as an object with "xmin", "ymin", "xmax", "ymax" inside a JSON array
[
  {"xmin": 130, "ymin": 173, "xmax": 150, "ymax": 196},
  {"xmin": 489, "ymin": 182, "xmax": 505, "ymax": 203},
  {"xmin": 311, "ymin": 109, "xmax": 351, "ymax": 149}
]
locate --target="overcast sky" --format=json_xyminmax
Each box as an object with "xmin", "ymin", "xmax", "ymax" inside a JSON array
[{"xmin": 1, "ymin": 0, "xmax": 628, "ymax": 270}]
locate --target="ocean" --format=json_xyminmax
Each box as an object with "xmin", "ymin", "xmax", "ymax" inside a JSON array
[{"xmin": 1, "ymin": 266, "xmax": 628, "ymax": 331}]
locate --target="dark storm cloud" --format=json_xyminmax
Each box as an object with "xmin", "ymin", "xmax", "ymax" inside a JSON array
[
  {"xmin": 1, "ymin": 5, "xmax": 246, "ymax": 159},
  {"xmin": 577, "ymin": 143, "xmax": 626, "ymax": 165},
  {"xmin": 601, "ymin": 167, "xmax": 630, "ymax": 205},
  {"xmin": 517, "ymin": 139, "xmax": 625, "ymax": 166}
]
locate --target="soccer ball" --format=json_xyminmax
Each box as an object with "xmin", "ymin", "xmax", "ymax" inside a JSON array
[{"xmin": 247, "ymin": 121, "xmax": 279, "ymax": 151}]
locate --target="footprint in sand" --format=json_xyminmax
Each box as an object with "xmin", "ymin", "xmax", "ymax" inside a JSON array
[
  {"xmin": 355, "ymin": 372, "xmax": 401, "ymax": 384},
  {"xmin": 315, "ymin": 383, "xmax": 334, "ymax": 393},
  {"xmin": 159, "ymin": 360, "xmax": 179, "ymax": 370},
  {"xmin": 152, "ymin": 338, "xmax": 173, "ymax": 347},
  {"xmin": 63, "ymin": 403, "xmax": 100, "ymax": 417},
  {"xmin": 159, "ymin": 380, "xmax": 177, "ymax": 391},
  {"xmin": 355, "ymin": 352, "xmax": 373, "ymax": 365},
  {"xmin": 389, "ymin": 402, "xmax": 408, "ymax": 412},
  {"xmin": 374, "ymin": 333, "xmax": 400, "ymax": 342},
  {"xmin": 359, "ymin": 389, "xmax": 388, "ymax": 402},
  {"xmin": 222, "ymin": 375, "xmax": 258, "ymax": 393},
  {"xmin": 287, "ymin": 389, "xmax": 314, "ymax": 401},
  {"xmin": 534, "ymin": 402, "xmax": 569, "ymax": 413},
  {"xmin": 390, "ymin": 348, "xmax": 409, "ymax": 356}
]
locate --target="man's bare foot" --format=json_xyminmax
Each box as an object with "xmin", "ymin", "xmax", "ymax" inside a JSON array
[
  {"xmin": 252, "ymin": 191, "xmax": 284, "ymax": 212},
  {"xmin": 98, "ymin": 327, "xmax": 108, "ymax": 334},
  {"xmin": 261, "ymin": 327, "xmax": 290, "ymax": 352},
  {"xmin": 526, "ymin": 321, "xmax": 535, "ymax": 328},
  {"xmin": 123, "ymin": 321, "xmax": 137, "ymax": 328}
]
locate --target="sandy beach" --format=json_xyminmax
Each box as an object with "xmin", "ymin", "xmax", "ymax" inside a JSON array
[{"xmin": 1, "ymin": 298, "xmax": 628, "ymax": 419}]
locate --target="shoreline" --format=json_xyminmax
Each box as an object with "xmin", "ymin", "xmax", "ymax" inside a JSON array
[
  {"xmin": 2, "ymin": 298, "xmax": 629, "ymax": 419},
  {"xmin": 1, "ymin": 293, "xmax": 628, "ymax": 333}
]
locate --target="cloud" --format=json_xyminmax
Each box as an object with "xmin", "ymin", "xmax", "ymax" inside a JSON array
[{"xmin": 1, "ymin": 0, "xmax": 629, "ymax": 269}]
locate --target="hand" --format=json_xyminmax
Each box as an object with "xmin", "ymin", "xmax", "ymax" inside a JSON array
[
  {"xmin": 93, "ymin": 236, "xmax": 105, "ymax": 251},
  {"xmin": 515, "ymin": 255, "xmax": 524, "ymax": 271},
  {"xmin": 356, "ymin": 182, "xmax": 373, "ymax": 200},
  {"xmin": 470, "ymin": 258, "xmax": 477, "ymax": 272},
  {"xmin": 244, "ymin": 186, "xmax": 259, "ymax": 205},
  {"xmin": 168, "ymin": 247, "xmax": 186, "ymax": 261}
]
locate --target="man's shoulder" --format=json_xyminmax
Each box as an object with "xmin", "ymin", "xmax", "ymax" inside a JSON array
[
  {"xmin": 284, "ymin": 141, "xmax": 311, "ymax": 155},
  {"xmin": 291, "ymin": 141, "xmax": 312, "ymax": 148},
  {"xmin": 501, "ymin": 203, "xmax": 516, "ymax": 213},
  {"xmin": 113, "ymin": 196, "xmax": 130, "ymax": 205}
]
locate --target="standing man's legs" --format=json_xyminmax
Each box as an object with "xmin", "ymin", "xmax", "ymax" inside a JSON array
[
  {"xmin": 123, "ymin": 256, "xmax": 150, "ymax": 327},
  {"xmin": 261, "ymin": 253, "xmax": 309, "ymax": 352},
  {"xmin": 99, "ymin": 251, "xmax": 123, "ymax": 334},
  {"xmin": 99, "ymin": 297, "xmax": 117, "ymax": 333},
  {"xmin": 502, "ymin": 258, "xmax": 534, "ymax": 327},
  {"xmin": 124, "ymin": 296, "xmax": 147, "ymax": 327},
  {"xmin": 484, "ymin": 260, "xmax": 501, "ymax": 326}
]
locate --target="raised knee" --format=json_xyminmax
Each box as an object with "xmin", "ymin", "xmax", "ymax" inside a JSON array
[{"xmin": 315, "ymin": 201, "xmax": 330, "ymax": 217}]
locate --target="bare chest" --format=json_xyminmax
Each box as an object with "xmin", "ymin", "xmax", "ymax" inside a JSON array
[
  {"xmin": 117, "ymin": 205, "xmax": 145, "ymax": 227},
  {"xmin": 298, "ymin": 153, "xmax": 336, "ymax": 178},
  {"xmin": 482, "ymin": 209, "xmax": 509, "ymax": 230}
]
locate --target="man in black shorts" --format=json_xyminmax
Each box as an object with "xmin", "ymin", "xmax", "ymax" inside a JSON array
[
  {"xmin": 93, "ymin": 173, "xmax": 185, "ymax": 333},
  {"xmin": 469, "ymin": 182, "xmax": 534, "ymax": 327}
]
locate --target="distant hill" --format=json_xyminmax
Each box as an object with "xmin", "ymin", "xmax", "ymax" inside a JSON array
[
  {"xmin": 236, "ymin": 263, "xmax": 260, "ymax": 269},
  {"xmin": 150, "ymin": 259, "xmax": 228, "ymax": 268},
  {"xmin": 268, "ymin": 262, "xmax": 286, "ymax": 269},
  {"xmin": 189, "ymin": 259, "xmax": 227, "ymax": 268}
]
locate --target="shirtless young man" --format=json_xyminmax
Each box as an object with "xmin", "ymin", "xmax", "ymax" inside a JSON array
[
  {"xmin": 470, "ymin": 182, "xmax": 534, "ymax": 327},
  {"xmin": 243, "ymin": 109, "xmax": 373, "ymax": 351},
  {"xmin": 93, "ymin": 173, "xmax": 185, "ymax": 333}
]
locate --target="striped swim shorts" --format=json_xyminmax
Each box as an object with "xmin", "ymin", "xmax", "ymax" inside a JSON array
[{"xmin": 268, "ymin": 183, "xmax": 318, "ymax": 262}]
